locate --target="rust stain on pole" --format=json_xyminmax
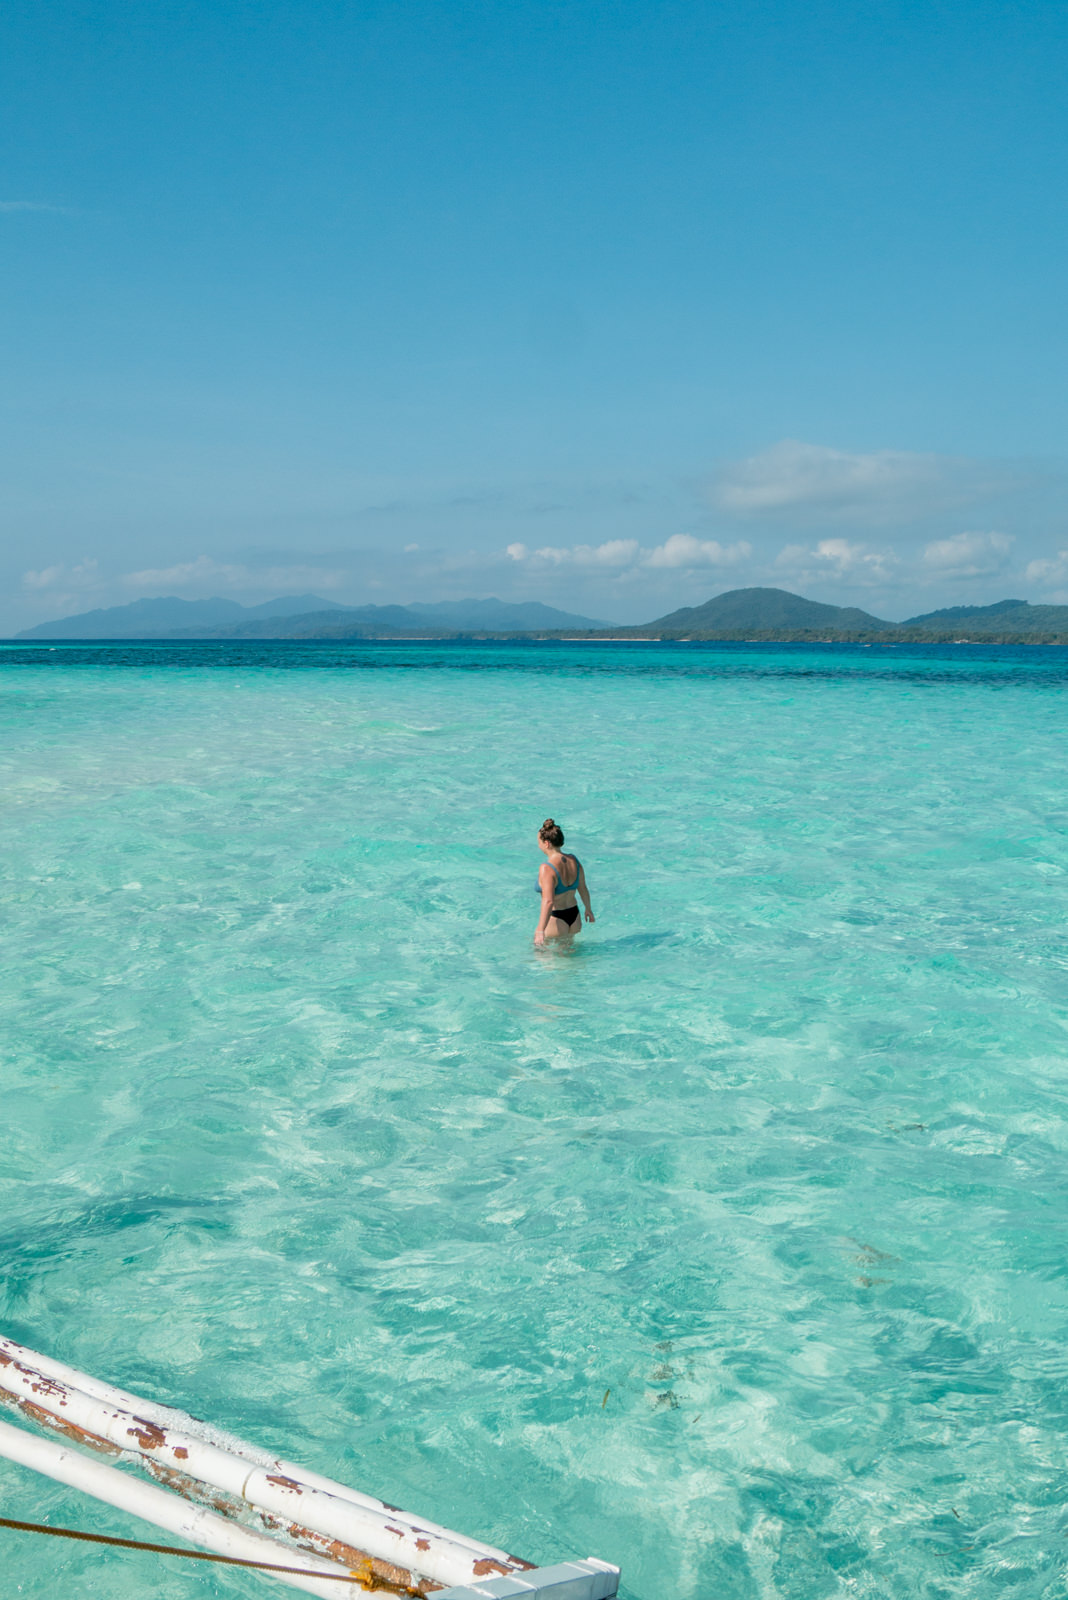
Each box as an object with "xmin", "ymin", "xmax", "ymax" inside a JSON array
[
  {"xmin": 0, "ymin": 1388, "xmax": 121, "ymax": 1458},
  {"xmin": 0, "ymin": 1339, "xmax": 541, "ymax": 1591},
  {"xmin": 127, "ymin": 1417, "xmax": 168, "ymax": 1450},
  {"xmin": 143, "ymin": 1457, "xmax": 246, "ymax": 1518},
  {"xmin": 266, "ymin": 1473, "xmax": 305, "ymax": 1493},
  {"xmin": 141, "ymin": 1454, "xmax": 441, "ymax": 1596}
]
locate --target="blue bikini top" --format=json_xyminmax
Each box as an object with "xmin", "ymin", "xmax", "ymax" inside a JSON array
[{"xmin": 538, "ymin": 854, "xmax": 581, "ymax": 897}]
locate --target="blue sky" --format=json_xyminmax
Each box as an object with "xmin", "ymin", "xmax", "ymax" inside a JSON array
[{"xmin": 3, "ymin": 0, "xmax": 1068, "ymax": 630}]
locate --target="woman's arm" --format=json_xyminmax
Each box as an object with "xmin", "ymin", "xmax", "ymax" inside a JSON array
[
  {"xmin": 577, "ymin": 863, "xmax": 595, "ymax": 923},
  {"xmin": 534, "ymin": 864, "xmax": 557, "ymax": 945}
]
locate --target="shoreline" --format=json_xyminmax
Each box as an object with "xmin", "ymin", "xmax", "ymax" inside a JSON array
[{"xmin": 8, "ymin": 633, "xmax": 1068, "ymax": 649}]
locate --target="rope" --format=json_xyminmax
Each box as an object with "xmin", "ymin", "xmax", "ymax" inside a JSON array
[{"xmin": 0, "ymin": 1513, "xmax": 378, "ymax": 1584}]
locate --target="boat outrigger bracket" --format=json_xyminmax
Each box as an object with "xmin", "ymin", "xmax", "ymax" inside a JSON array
[{"xmin": 0, "ymin": 1335, "xmax": 619, "ymax": 1600}]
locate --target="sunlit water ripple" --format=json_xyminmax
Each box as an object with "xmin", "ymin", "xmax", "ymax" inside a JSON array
[{"xmin": 1, "ymin": 640, "xmax": 1067, "ymax": 1599}]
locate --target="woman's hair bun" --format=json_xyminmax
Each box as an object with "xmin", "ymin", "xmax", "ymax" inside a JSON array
[{"xmin": 538, "ymin": 817, "xmax": 564, "ymax": 847}]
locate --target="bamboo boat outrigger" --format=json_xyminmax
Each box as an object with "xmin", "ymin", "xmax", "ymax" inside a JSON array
[{"xmin": 0, "ymin": 1335, "xmax": 619, "ymax": 1599}]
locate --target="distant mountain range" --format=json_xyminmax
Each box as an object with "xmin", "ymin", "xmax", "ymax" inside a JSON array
[
  {"xmin": 647, "ymin": 588, "xmax": 888, "ymax": 636},
  {"xmin": 16, "ymin": 595, "xmax": 607, "ymax": 640},
  {"xmin": 15, "ymin": 594, "xmax": 349, "ymax": 640},
  {"xmin": 621, "ymin": 590, "xmax": 1068, "ymax": 641},
  {"xmin": 210, "ymin": 598, "xmax": 609, "ymax": 638},
  {"xmin": 14, "ymin": 587, "xmax": 1068, "ymax": 642},
  {"xmin": 900, "ymin": 598, "xmax": 1068, "ymax": 633}
]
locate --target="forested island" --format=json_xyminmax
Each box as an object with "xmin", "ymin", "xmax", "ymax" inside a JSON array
[{"xmin": 16, "ymin": 588, "xmax": 1068, "ymax": 644}]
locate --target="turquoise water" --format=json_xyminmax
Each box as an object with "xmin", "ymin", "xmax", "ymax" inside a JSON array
[{"xmin": 2, "ymin": 639, "xmax": 1068, "ymax": 1600}]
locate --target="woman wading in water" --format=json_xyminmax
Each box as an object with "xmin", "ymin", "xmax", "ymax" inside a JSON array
[{"xmin": 535, "ymin": 818, "xmax": 594, "ymax": 946}]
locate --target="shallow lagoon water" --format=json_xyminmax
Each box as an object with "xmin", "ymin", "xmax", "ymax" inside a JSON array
[{"xmin": 1, "ymin": 639, "xmax": 1067, "ymax": 1599}]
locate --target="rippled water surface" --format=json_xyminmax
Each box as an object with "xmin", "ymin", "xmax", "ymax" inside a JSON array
[{"xmin": 2, "ymin": 640, "xmax": 1068, "ymax": 1599}]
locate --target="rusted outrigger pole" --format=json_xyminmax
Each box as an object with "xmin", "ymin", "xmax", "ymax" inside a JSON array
[{"xmin": 0, "ymin": 1335, "xmax": 619, "ymax": 1600}]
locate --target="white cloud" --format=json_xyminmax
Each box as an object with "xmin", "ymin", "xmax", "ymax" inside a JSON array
[
  {"xmin": 508, "ymin": 539, "xmax": 639, "ymax": 569},
  {"xmin": 23, "ymin": 559, "xmax": 100, "ymax": 591},
  {"xmin": 714, "ymin": 439, "xmax": 974, "ymax": 523},
  {"xmin": 643, "ymin": 534, "xmax": 752, "ymax": 569},
  {"xmin": 19, "ymin": 553, "xmax": 347, "ymax": 620},
  {"xmin": 507, "ymin": 536, "xmax": 749, "ymax": 574},
  {"xmin": 24, "ymin": 565, "xmax": 65, "ymax": 590},
  {"xmin": 1024, "ymin": 549, "xmax": 1068, "ymax": 587},
  {"xmin": 18, "ymin": 560, "xmax": 106, "ymax": 619},
  {"xmin": 920, "ymin": 531, "xmax": 1012, "ymax": 578},
  {"xmin": 776, "ymin": 538, "xmax": 897, "ymax": 584},
  {"xmin": 119, "ymin": 555, "xmax": 346, "ymax": 593}
]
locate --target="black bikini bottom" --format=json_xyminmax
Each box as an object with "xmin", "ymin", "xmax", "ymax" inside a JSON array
[{"xmin": 552, "ymin": 905, "xmax": 580, "ymax": 927}]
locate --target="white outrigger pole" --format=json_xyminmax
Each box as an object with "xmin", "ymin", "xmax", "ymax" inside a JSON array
[{"xmin": 0, "ymin": 1336, "xmax": 619, "ymax": 1600}]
